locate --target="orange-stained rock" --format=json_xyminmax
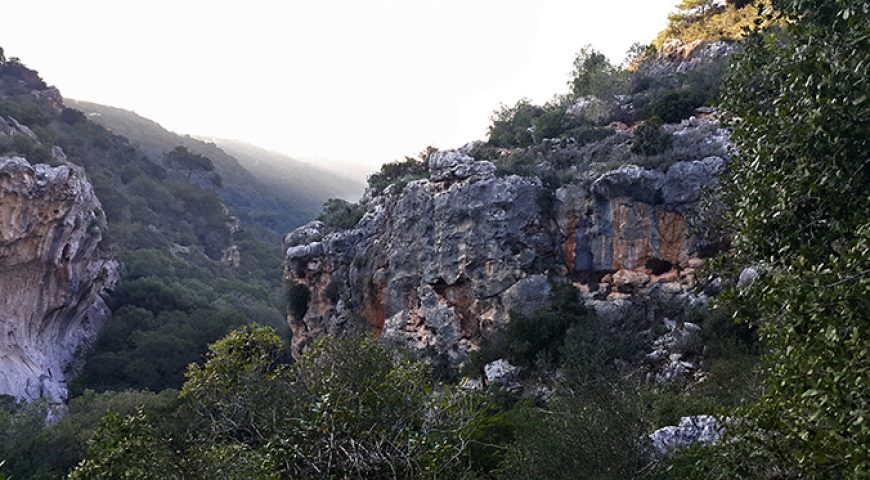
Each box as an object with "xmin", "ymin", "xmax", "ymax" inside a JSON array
[
  {"xmin": 613, "ymin": 269, "xmax": 651, "ymax": 287},
  {"xmin": 656, "ymin": 208, "xmax": 689, "ymax": 265},
  {"xmin": 611, "ymin": 199, "xmax": 655, "ymax": 270},
  {"xmin": 652, "ymin": 270, "xmax": 680, "ymax": 284}
]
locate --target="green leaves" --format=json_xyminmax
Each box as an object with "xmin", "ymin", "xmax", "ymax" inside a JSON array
[
  {"xmin": 695, "ymin": 0, "xmax": 870, "ymax": 476},
  {"xmin": 72, "ymin": 327, "xmax": 489, "ymax": 479}
]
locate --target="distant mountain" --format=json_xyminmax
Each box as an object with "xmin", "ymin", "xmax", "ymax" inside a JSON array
[
  {"xmin": 198, "ymin": 136, "xmax": 365, "ymax": 207},
  {"xmin": 66, "ymin": 100, "xmax": 363, "ymax": 232}
]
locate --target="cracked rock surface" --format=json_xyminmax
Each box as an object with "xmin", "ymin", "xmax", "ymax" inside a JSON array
[{"xmin": 285, "ymin": 147, "xmax": 723, "ymax": 368}]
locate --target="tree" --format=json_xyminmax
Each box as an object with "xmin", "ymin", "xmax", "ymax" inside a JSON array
[
  {"xmin": 487, "ymin": 99, "xmax": 545, "ymax": 148},
  {"xmin": 70, "ymin": 410, "xmax": 180, "ymax": 480},
  {"xmin": 165, "ymin": 146, "xmax": 215, "ymax": 179},
  {"xmin": 569, "ymin": 47, "xmax": 627, "ymax": 99},
  {"xmin": 676, "ymin": 0, "xmax": 721, "ymax": 17},
  {"xmin": 317, "ymin": 197, "xmax": 364, "ymax": 230},
  {"xmin": 689, "ymin": 1, "xmax": 870, "ymax": 477}
]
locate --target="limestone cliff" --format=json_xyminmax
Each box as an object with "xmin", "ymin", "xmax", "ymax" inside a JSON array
[
  {"xmin": 284, "ymin": 115, "xmax": 727, "ymax": 368},
  {"xmin": 0, "ymin": 156, "xmax": 118, "ymax": 403}
]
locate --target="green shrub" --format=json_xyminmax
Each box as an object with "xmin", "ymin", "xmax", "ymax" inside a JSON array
[
  {"xmin": 495, "ymin": 378, "xmax": 651, "ymax": 479},
  {"xmin": 646, "ymin": 88, "xmax": 706, "ymax": 123},
  {"xmin": 631, "ymin": 117, "xmax": 672, "ymax": 155},
  {"xmin": 487, "ymin": 100, "xmax": 545, "ymax": 148},
  {"xmin": 0, "ymin": 99, "xmax": 53, "ymax": 126},
  {"xmin": 654, "ymin": 2, "xmax": 766, "ymax": 47},
  {"xmin": 73, "ymin": 328, "xmax": 492, "ymax": 479},
  {"xmin": 569, "ymin": 47, "xmax": 630, "ymax": 99},
  {"xmin": 468, "ymin": 284, "xmax": 594, "ymax": 373},
  {"xmin": 559, "ymin": 125, "xmax": 615, "ymax": 146},
  {"xmin": 491, "ymin": 150, "xmax": 540, "ymax": 177},
  {"xmin": 317, "ymin": 198, "xmax": 364, "ymax": 231},
  {"xmin": 366, "ymin": 147, "xmax": 433, "ymax": 193}
]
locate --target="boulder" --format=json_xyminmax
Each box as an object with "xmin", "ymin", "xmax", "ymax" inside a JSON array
[
  {"xmin": 484, "ymin": 359, "xmax": 519, "ymax": 384},
  {"xmin": 650, "ymin": 415, "xmax": 725, "ymax": 456},
  {"xmin": 428, "ymin": 151, "xmax": 496, "ymax": 182}
]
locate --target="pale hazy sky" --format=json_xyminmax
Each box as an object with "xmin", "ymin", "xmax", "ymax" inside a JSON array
[{"xmin": 0, "ymin": 1, "xmax": 679, "ymax": 173}]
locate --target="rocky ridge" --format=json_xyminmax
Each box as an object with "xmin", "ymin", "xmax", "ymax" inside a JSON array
[
  {"xmin": 284, "ymin": 116, "xmax": 728, "ymax": 373},
  {"xmin": 0, "ymin": 152, "xmax": 117, "ymax": 403}
]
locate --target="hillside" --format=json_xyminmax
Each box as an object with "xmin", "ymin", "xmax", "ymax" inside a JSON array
[
  {"xmin": 0, "ymin": 49, "xmax": 292, "ymax": 477},
  {"xmin": 201, "ymin": 136, "xmax": 365, "ymax": 206},
  {"xmin": 66, "ymin": 100, "xmax": 363, "ymax": 232}
]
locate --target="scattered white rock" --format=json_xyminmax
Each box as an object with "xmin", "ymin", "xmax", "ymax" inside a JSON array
[
  {"xmin": 650, "ymin": 415, "xmax": 725, "ymax": 456},
  {"xmin": 484, "ymin": 359, "xmax": 519, "ymax": 385}
]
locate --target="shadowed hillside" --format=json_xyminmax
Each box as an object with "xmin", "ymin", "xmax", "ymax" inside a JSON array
[{"xmin": 66, "ymin": 99, "xmax": 363, "ymax": 233}]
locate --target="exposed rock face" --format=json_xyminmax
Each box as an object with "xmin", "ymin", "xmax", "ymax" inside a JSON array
[
  {"xmin": 641, "ymin": 40, "xmax": 737, "ymax": 76},
  {"xmin": 285, "ymin": 152, "xmax": 554, "ymax": 365},
  {"xmin": 285, "ymin": 148, "xmax": 724, "ymax": 367},
  {"xmin": 0, "ymin": 157, "xmax": 118, "ymax": 403},
  {"xmin": 557, "ymin": 156, "xmax": 723, "ymax": 273}
]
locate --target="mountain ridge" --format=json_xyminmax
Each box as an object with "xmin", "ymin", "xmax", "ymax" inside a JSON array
[{"xmin": 66, "ymin": 99, "xmax": 363, "ymax": 233}]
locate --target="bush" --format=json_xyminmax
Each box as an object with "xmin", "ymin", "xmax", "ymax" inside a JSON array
[
  {"xmin": 73, "ymin": 328, "xmax": 492, "ymax": 479},
  {"xmin": 646, "ymin": 88, "xmax": 706, "ymax": 123},
  {"xmin": 366, "ymin": 146, "xmax": 433, "ymax": 193},
  {"xmin": 468, "ymin": 284, "xmax": 594, "ymax": 373},
  {"xmin": 491, "ymin": 150, "xmax": 540, "ymax": 177},
  {"xmin": 487, "ymin": 100, "xmax": 545, "ymax": 148},
  {"xmin": 654, "ymin": 2, "xmax": 765, "ymax": 47},
  {"xmin": 496, "ymin": 378, "xmax": 651, "ymax": 479},
  {"xmin": 317, "ymin": 197, "xmax": 364, "ymax": 230},
  {"xmin": 569, "ymin": 47, "xmax": 630, "ymax": 99},
  {"xmin": 631, "ymin": 117, "xmax": 672, "ymax": 155}
]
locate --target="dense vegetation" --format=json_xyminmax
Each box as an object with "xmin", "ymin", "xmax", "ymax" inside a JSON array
[
  {"xmin": 662, "ymin": 0, "xmax": 870, "ymax": 477},
  {"xmin": 71, "ymin": 327, "xmax": 491, "ymax": 479},
  {"xmin": 654, "ymin": 0, "xmax": 764, "ymax": 47}
]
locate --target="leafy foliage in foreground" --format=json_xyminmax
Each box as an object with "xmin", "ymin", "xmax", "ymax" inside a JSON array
[
  {"xmin": 72, "ymin": 326, "xmax": 491, "ymax": 479},
  {"xmin": 0, "ymin": 390, "xmax": 177, "ymax": 480},
  {"xmin": 664, "ymin": 0, "xmax": 870, "ymax": 477}
]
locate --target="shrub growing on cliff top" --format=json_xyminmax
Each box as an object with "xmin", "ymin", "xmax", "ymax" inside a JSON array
[
  {"xmin": 366, "ymin": 146, "xmax": 434, "ymax": 194},
  {"xmin": 569, "ymin": 47, "xmax": 630, "ymax": 99},
  {"xmin": 654, "ymin": 1, "xmax": 763, "ymax": 46},
  {"xmin": 487, "ymin": 99, "xmax": 545, "ymax": 148},
  {"xmin": 317, "ymin": 197, "xmax": 364, "ymax": 231},
  {"xmin": 631, "ymin": 117, "xmax": 672, "ymax": 155}
]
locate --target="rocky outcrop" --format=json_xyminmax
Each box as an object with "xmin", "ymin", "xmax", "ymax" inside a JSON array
[
  {"xmin": 641, "ymin": 40, "xmax": 737, "ymax": 76},
  {"xmin": 285, "ymin": 145, "xmax": 724, "ymax": 367},
  {"xmin": 557, "ymin": 156, "xmax": 723, "ymax": 273},
  {"xmin": 650, "ymin": 415, "xmax": 725, "ymax": 456},
  {"xmin": 285, "ymin": 152, "xmax": 555, "ymax": 365},
  {"xmin": 0, "ymin": 156, "xmax": 118, "ymax": 403}
]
